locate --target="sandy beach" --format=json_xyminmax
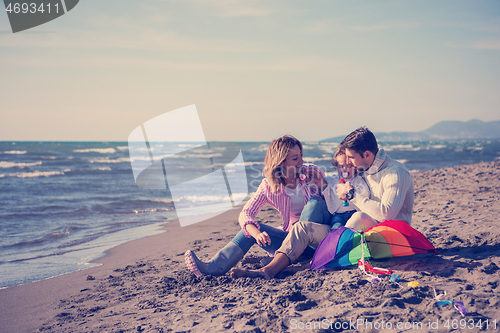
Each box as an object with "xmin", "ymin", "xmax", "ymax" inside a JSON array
[{"xmin": 1, "ymin": 161, "xmax": 499, "ymax": 333}]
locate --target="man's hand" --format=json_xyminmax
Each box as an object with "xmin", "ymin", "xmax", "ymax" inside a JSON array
[{"xmin": 337, "ymin": 181, "xmax": 353, "ymax": 200}]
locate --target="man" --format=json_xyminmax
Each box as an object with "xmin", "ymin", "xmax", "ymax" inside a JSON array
[{"xmin": 231, "ymin": 127, "xmax": 414, "ymax": 280}]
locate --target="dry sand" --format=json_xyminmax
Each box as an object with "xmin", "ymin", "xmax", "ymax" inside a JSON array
[{"xmin": 1, "ymin": 161, "xmax": 499, "ymax": 333}]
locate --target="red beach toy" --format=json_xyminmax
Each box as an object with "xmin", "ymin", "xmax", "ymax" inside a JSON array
[{"xmin": 339, "ymin": 178, "xmax": 349, "ymax": 207}]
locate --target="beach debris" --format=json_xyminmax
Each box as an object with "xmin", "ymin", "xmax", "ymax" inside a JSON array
[
  {"xmin": 389, "ymin": 274, "xmax": 402, "ymax": 288},
  {"xmin": 407, "ymin": 281, "xmax": 419, "ymax": 288},
  {"xmin": 86, "ymin": 275, "xmax": 95, "ymax": 281},
  {"xmin": 436, "ymin": 300, "xmax": 469, "ymax": 316},
  {"xmin": 390, "ymin": 274, "xmax": 400, "ymax": 282},
  {"xmin": 358, "ymin": 260, "xmax": 393, "ymax": 275},
  {"xmin": 356, "ymin": 260, "xmax": 392, "ymax": 283},
  {"xmin": 429, "ymin": 285, "xmax": 468, "ymax": 316}
]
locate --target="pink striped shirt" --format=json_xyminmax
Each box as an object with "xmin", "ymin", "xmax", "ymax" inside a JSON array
[{"xmin": 238, "ymin": 164, "xmax": 325, "ymax": 237}]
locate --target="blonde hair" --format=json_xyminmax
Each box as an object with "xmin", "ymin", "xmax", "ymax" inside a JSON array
[
  {"xmin": 262, "ymin": 135, "xmax": 302, "ymax": 193},
  {"xmin": 331, "ymin": 147, "xmax": 346, "ymax": 167}
]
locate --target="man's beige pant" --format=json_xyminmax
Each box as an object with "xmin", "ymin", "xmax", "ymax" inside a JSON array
[
  {"xmin": 277, "ymin": 221, "xmax": 330, "ymax": 263},
  {"xmin": 277, "ymin": 212, "xmax": 378, "ymax": 262}
]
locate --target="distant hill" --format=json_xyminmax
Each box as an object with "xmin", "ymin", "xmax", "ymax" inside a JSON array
[{"xmin": 322, "ymin": 119, "xmax": 500, "ymax": 142}]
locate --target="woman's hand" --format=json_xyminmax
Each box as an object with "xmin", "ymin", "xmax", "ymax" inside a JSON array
[{"xmin": 254, "ymin": 231, "xmax": 271, "ymax": 247}]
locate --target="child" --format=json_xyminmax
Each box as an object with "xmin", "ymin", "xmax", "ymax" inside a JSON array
[{"xmin": 322, "ymin": 147, "xmax": 370, "ymax": 230}]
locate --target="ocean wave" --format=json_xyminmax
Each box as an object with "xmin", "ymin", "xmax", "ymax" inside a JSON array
[
  {"xmin": 7, "ymin": 169, "xmax": 71, "ymax": 178},
  {"xmin": 93, "ymin": 167, "xmax": 112, "ymax": 171},
  {"xmin": 0, "ymin": 161, "xmax": 42, "ymax": 168},
  {"xmin": 178, "ymin": 144, "xmax": 200, "ymax": 148},
  {"xmin": 4, "ymin": 225, "xmax": 81, "ymax": 249},
  {"xmin": 116, "ymin": 146, "xmax": 129, "ymax": 151},
  {"xmin": 127, "ymin": 207, "xmax": 173, "ymax": 214},
  {"xmin": 224, "ymin": 161, "xmax": 263, "ymax": 168},
  {"xmin": 173, "ymin": 192, "xmax": 248, "ymax": 204},
  {"xmin": 74, "ymin": 148, "xmax": 117, "ymax": 154},
  {"xmin": 167, "ymin": 153, "xmax": 223, "ymax": 159},
  {"xmin": 317, "ymin": 143, "xmax": 339, "ymax": 152},
  {"xmin": 211, "ymin": 146, "xmax": 227, "ymax": 152},
  {"xmin": 383, "ymin": 145, "xmax": 422, "ymax": 152},
  {"xmin": 129, "ymin": 152, "xmax": 224, "ymax": 162},
  {"xmin": 2, "ymin": 150, "xmax": 27, "ymax": 154},
  {"xmin": 249, "ymin": 144, "xmax": 269, "ymax": 152},
  {"xmin": 89, "ymin": 157, "xmax": 131, "ymax": 163},
  {"xmin": 303, "ymin": 156, "xmax": 331, "ymax": 163},
  {"xmin": 396, "ymin": 159, "xmax": 409, "ymax": 164}
]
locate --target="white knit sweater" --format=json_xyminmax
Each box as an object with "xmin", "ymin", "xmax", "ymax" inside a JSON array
[{"xmin": 350, "ymin": 149, "xmax": 414, "ymax": 224}]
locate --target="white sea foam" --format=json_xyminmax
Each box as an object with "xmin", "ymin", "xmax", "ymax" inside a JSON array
[
  {"xmin": 176, "ymin": 153, "xmax": 223, "ymax": 159},
  {"xmin": 178, "ymin": 144, "xmax": 199, "ymax": 148},
  {"xmin": 224, "ymin": 161, "xmax": 263, "ymax": 168},
  {"xmin": 116, "ymin": 146, "xmax": 129, "ymax": 151},
  {"xmin": 0, "ymin": 161, "xmax": 42, "ymax": 168},
  {"xmin": 74, "ymin": 148, "xmax": 117, "ymax": 154},
  {"xmin": 211, "ymin": 147, "xmax": 227, "ymax": 152},
  {"xmin": 94, "ymin": 167, "xmax": 112, "ymax": 171},
  {"xmin": 173, "ymin": 195, "xmax": 228, "ymax": 203},
  {"xmin": 383, "ymin": 145, "xmax": 422, "ymax": 152},
  {"xmin": 9, "ymin": 169, "xmax": 71, "ymax": 178},
  {"xmin": 396, "ymin": 159, "xmax": 409, "ymax": 164},
  {"xmin": 89, "ymin": 157, "xmax": 131, "ymax": 163},
  {"xmin": 303, "ymin": 156, "xmax": 331, "ymax": 163},
  {"xmin": 173, "ymin": 192, "xmax": 248, "ymax": 204},
  {"xmin": 249, "ymin": 144, "xmax": 269, "ymax": 152},
  {"xmin": 302, "ymin": 144, "xmax": 317, "ymax": 150},
  {"xmin": 3, "ymin": 150, "xmax": 27, "ymax": 154},
  {"xmin": 149, "ymin": 152, "xmax": 223, "ymax": 160},
  {"xmin": 430, "ymin": 144, "xmax": 447, "ymax": 149},
  {"xmin": 317, "ymin": 142, "xmax": 339, "ymax": 152}
]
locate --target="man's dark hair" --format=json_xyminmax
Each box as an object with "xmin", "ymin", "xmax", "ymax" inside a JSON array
[{"xmin": 340, "ymin": 127, "xmax": 379, "ymax": 156}]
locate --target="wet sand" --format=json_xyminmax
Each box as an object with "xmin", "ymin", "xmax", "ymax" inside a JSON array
[{"xmin": 1, "ymin": 161, "xmax": 499, "ymax": 332}]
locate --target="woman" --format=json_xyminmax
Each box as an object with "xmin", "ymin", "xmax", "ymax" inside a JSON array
[{"xmin": 185, "ymin": 135, "xmax": 325, "ymax": 277}]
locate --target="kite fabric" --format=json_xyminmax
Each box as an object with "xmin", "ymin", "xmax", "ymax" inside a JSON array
[{"xmin": 310, "ymin": 220, "xmax": 437, "ymax": 270}]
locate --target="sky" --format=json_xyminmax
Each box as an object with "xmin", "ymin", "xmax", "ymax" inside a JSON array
[{"xmin": 0, "ymin": 0, "xmax": 499, "ymax": 142}]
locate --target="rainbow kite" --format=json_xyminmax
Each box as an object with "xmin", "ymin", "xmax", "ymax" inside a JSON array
[{"xmin": 310, "ymin": 220, "xmax": 437, "ymax": 270}]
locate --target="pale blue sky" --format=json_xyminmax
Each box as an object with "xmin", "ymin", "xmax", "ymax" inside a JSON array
[{"xmin": 1, "ymin": 0, "xmax": 499, "ymax": 141}]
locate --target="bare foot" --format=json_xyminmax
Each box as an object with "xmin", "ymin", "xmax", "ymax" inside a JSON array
[
  {"xmin": 281, "ymin": 261, "xmax": 310, "ymax": 274},
  {"xmin": 230, "ymin": 268, "xmax": 271, "ymax": 280}
]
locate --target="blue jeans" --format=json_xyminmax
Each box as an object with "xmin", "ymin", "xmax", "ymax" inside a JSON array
[
  {"xmin": 300, "ymin": 196, "xmax": 356, "ymax": 230},
  {"xmin": 299, "ymin": 197, "xmax": 332, "ymax": 225},
  {"xmin": 231, "ymin": 222, "xmax": 289, "ymax": 255},
  {"xmin": 330, "ymin": 210, "xmax": 356, "ymax": 230},
  {"xmin": 231, "ymin": 221, "xmax": 316, "ymax": 258}
]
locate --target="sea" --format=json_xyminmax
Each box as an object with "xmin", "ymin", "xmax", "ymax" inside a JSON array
[{"xmin": 1, "ymin": 140, "xmax": 500, "ymax": 289}]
